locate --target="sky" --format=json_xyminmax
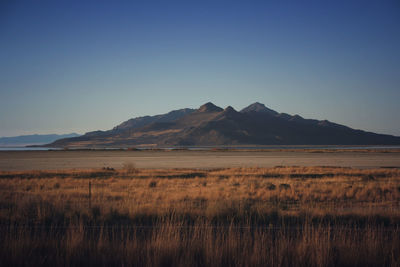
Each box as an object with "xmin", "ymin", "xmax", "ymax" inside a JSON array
[{"xmin": 1, "ymin": 0, "xmax": 399, "ymax": 137}]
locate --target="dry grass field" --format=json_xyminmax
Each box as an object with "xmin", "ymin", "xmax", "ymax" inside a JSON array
[{"xmin": 1, "ymin": 166, "xmax": 400, "ymax": 266}]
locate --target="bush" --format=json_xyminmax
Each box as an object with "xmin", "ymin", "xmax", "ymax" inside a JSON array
[
  {"xmin": 279, "ymin": 183, "xmax": 291, "ymax": 190},
  {"xmin": 266, "ymin": 183, "xmax": 276, "ymax": 190},
  {"xmin": 122, "ymin": 162, "xmax": 138, "ymax": 174}
]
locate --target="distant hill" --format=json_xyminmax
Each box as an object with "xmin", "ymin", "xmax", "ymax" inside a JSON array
[
  {"xmin": 0, "ymin": 133, "xmax": 80, "ymax": 147},
  {"xmin": 48, "ymin": 102, "xmax": 400, "ymax": 148}
]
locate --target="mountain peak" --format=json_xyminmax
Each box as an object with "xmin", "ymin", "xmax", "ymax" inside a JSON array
[
  {"xmin": 240, "ymin": 102, "xmax": 278, "ymax": 115},
  {"xmin": 224, "ymin": 106, "xmax": 236, "ymax": 112},
  {"xmin": 221, "ymin": 106, "xmax": 237, "ymax": 116},
  {"xmin": 198, "ymin": 102, "xmax": 223, "ymax": 113}
]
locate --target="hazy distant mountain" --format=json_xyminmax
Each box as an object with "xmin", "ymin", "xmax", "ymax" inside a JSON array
[
  {"xmin": 49, "ymin": 102, "xmax": 400, "ymax": 148},
  {"xmin": 0, "ymin": 133, "xmax": 80, "ymax": 147}
]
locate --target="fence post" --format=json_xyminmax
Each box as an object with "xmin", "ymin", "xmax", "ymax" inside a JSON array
[{"xmin": 89, "ymin": 180, "xmax": 92, "ymax": 209}]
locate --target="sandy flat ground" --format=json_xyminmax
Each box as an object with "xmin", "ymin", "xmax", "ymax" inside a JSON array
[{"xmin": 0, "ymin": 150, "xmax": 399, "ymax": 171}]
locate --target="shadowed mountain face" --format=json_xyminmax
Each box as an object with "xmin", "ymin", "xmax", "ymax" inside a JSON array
[{"xmin": 49, "ymin": 103, "xmax": 400, "ymax": 147}]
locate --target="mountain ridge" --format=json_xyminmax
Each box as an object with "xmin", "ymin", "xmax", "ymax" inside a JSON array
[
  {"xmin": 0, "ymin": 133, "xmax": 80, "ymax": 147},
  {"xmin": 48, "ymin": 102, "xmax": 400, "ymax": 148}
]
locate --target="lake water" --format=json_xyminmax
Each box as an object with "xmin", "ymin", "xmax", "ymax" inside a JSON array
[
  {"xmin": 1, "ymin": 145, "xmax": 400, "ymax": 151},
  {"xmin": 0, "ymin": 147, "xmax": 60, "ymax": 151}
]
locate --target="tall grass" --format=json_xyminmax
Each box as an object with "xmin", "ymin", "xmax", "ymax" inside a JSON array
[
  {"xmin": 0, "ymin": 166, "xmax": 399, "ymax": 266},
  {"xmin": 1, "ymin": 220, "xmax": 399, "ymax": 266}
]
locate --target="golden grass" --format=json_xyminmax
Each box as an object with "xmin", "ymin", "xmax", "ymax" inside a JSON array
[
  {"xmin": 1, "ymin": 166, "xmax": 399, "ymax": 219},
  {"xmin": 1, "ymin": 166, "xmax": 400, "ymax": 266}
]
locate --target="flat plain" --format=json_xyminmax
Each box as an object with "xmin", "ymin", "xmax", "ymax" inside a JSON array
[{"xmin": 1, "ymin": 149, "xmax": 400, "ymax": 171}]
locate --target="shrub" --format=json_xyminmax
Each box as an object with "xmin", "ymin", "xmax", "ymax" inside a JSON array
[
  {"xmin": 279, "ymin": 183, "xmax": 291, "ymax": 190},
  {"xmin": 266, "ymin": 183, "xmax": 276, "ymax": 190},
  {"xmin": 122, "ymin": 162, "xmax": 138, "ymax": 174}
]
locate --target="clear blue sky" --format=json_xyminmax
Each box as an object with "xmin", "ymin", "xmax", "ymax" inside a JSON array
[{"xmin": 1, "ymin": 0, "xmax": 399, "ymax": 137}]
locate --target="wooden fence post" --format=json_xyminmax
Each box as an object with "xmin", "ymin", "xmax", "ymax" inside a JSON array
[{"xmin": 89, "ymin": 180, "xmax": 92, "ymax": 209}]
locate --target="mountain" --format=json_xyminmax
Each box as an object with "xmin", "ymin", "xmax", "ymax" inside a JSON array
[
  {"xmin": 240, "ymin": 102, "xmax": 278, "ymax": 115},
  {"xmin": 48, "ymin": 102, "xmax": 400, "ymax": 148},
  {"xmin": 0, "ymin": 133, "xmax": 80, "ymax": 147},
  {"xmin": 113, "ymin": 108, "xmax": 195, "ymax": 131}
]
